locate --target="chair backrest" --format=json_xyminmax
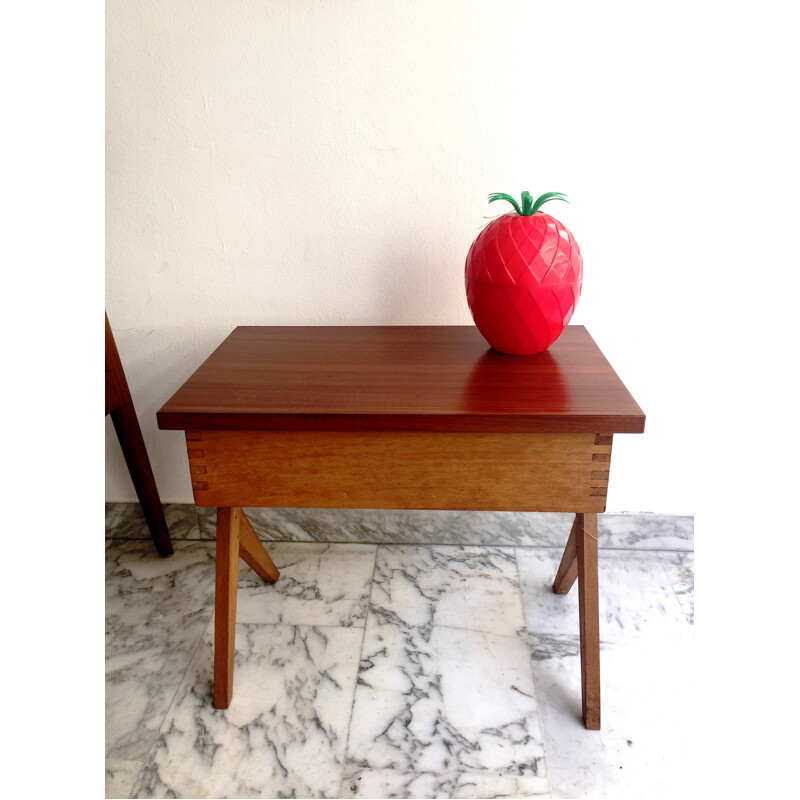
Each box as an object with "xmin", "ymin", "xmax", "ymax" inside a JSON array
[{"xmin": 105, "ymin": 313, "xmax": 123, "ymax": 416}]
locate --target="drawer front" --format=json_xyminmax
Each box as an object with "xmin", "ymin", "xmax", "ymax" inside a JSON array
[{"xmin": 186, "ymin": 430, "xmax": 612, "ymax": 512}]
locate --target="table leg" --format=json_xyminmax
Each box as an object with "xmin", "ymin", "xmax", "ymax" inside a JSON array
[
  {"xmin": 576, "ymin": 512, "xmax": 601, "ymax": 729},
  {"xmin": 238, "ymin": 509, "xmax": 280, "ymax": 582},
  {"xmin": 553, "ymin": 514, "xmax": 580, "ymax": 594},
  {"xmin": 214, "ymin": 507, "xmax": 240, "ymax": 709},
  {"xmin": 552, "ymin": 513, "xmax": 601, "ymax": 728},
  {"xmin": 213, "ymin": 507, "xmax": 280, "ymax": 709}
]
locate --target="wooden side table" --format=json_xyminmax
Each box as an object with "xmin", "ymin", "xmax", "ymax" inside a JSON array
[{"xmin": 157, "ymin": 326, "xmax": 644, "ymax": 729}]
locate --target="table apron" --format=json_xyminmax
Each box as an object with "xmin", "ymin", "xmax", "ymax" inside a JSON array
[{"xmin": 186, "ymin": 430, "xmax": 613, "ymax": 512}]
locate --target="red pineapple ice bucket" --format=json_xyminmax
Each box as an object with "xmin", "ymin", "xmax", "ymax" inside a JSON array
[{"xmin": 465, "ymin": 190, "xmax": 583, "ymax": 355}]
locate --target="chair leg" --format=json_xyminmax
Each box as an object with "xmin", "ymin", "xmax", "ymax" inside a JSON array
[{"xmin": 110, "ymin": 405, "xmax": 173, "ymax": 557}]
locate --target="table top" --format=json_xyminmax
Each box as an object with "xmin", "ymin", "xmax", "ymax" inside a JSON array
[{"xmin": 156, "ymin": 325, "xmax": 645, "ymax": 434}]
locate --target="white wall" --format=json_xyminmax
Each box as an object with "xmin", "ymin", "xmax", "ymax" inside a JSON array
[{"xmin": 106, "ymin": 0, "xmax": 781, "ymax": 513}]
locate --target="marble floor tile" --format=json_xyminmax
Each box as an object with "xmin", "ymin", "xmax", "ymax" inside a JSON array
[
  {"xmin": 105, "ymin": 502, "xmax": 202, "ymax": 541},
  {"xmin": 199, "ymin": 507, "xmax": 575, "ymax": 547},
  {"xmin": 132, "ymin": 623, "xmax": 363, "ymax": 799},
  {"xmin": 345, "ymin": 546, "xmax": 546, "ymax": 784},
  {"xmin": 339, "ymin": 767, "xmax": 550, "ymax": 798},
  {"xmin": 235, "ymin": 542, "xmax": 377, "ymax": 627},
  {"xmin": 102, "ymin": 506, "xmax": 695, "ymax": 552},
  {"xmin": 105, "ymin": 759, "xmax": 144, "ymax": 799},
  {"xmin": 517, "ymin": 549, "xmax": 691, "ymax": 642},
  {"xmin": 529, "ymin": 633, "xmax": 694, "ymax": 798},
  {"xmin": 192, "ymin": 508, "xmax": 693, "ymax": 550},
  {"xmin": 347, "ymin": 622, "xmax": 546, "ymax": 778},
  {"xmin": 661, "ymin": 551, "xmax": 694, "ymax": 624},
  {"xmin": 106, "ymin": 541, "xmax": 216, "ymax": 761},
  {"xmin": 368, "ymin": 545, "xmax": 526, "ymax": 636},
  {"xmin": 598, "ymin": 513, "xmax": 694, "ymax": 551},
  {"xmin": 106, "ymin": 540, "xmax": 216, "ymax": 643},
  {"xmin": 105, "ymin": 511, "xmax": 694, "ymax": 799},
  {"xmin": 106, "ymin": 619, "xmax": 208, "ymax": 762},
  {"xmin": 439, "ymin": 511, "xmax": 570, "ymax": 549}
]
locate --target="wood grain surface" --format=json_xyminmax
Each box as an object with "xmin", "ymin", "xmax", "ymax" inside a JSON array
[
  {"xmin": 107, "ymin": 313, "xmax": 173, "ymax": 557},
  {"xmin": 576, "ymin": 512, "xmax": 601, "ymax": 729},
  {"xmin": 213, "ymin": 507, "xmax": 240, "ymax": 709},
  {"xmin": 186, "ymin": 429, "xmax": 612, "ymax": 512},
  {"xmin": 157, "ymin": 326, "xmax": 645, "ymax": 434}
]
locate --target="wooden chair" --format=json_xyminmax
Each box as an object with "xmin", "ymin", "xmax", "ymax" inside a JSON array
[{"xmin": 106, "ymin": 313, "xmax": 173, "ymax": 557}]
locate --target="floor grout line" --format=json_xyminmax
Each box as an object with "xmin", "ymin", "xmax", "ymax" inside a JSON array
[
  {"xmin": 515, "ymin": 544, "xmax": 556, "ymax": 797},
  {"xmin": 124, "ymin": 612, "xmax": 214, "ymax": 798},
  {"xmin": 334, "ymin": 542, "xmax": 380, "ymax": 798}
]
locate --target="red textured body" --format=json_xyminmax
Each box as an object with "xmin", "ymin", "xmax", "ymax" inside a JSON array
[{"xmin": 465, "ymin": 212, "xmax": 583, "ymax": 355}]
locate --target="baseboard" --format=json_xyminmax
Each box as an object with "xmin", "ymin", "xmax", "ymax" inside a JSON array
[{"xmin": 105, "ymin": 503, "xmax": 693, "ymax": 550}]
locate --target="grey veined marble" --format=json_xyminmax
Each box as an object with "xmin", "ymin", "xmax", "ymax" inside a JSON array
[
  {"xmin": 105, "ymin": 503, "xmax": 693, "ymax": 551},
  {"xmin": 106, "ymin": 514, "xmax": 694, "ymax": 799},
  {"xmin": 517, "ymin": 548, "xmax": 693, "ymax": 643},
  {"xmin": 344, "ymin": 546, "xmax": 548, "ymax": 786},
  {"xmin": 176, "ymin": 505, "xmax": 692, "ymax": 550},
  {"xmin": 133, "ymin": 623, "xmax": 363, "ymax": 799},
  {"xmin": 235, "ymin": 542, "xmax": 376, "ymax": 627},
  {"xmin": 196, "ymin": 506, "xmax": 577, "ymax": 547},
  {"xmin": 527, "ymin": 633, "xmax": 695, "ymax": 799},
  {"xmin": 105, "ymin": 503, "xmax": 202, "ymax": 541},
  {"xmin": 105, "ymin": 541, "xmax": 216, "ymax": 762}
]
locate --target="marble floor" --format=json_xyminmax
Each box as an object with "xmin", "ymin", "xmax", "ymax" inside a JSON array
[{"xmin": 105, "ymin": 505, "xmax": 694, "ymax": 799}]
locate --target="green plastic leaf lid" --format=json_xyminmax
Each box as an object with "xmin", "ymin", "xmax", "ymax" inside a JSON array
[{"xmin": 488, "ymin": 190, "xmax": 569, "ymax": 216}]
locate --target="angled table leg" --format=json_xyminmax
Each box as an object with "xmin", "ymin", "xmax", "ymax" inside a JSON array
[
  {"xmin": 553, "ymin": 512, "xmax": 601, "ymax": 730},
  {"xmin": 553, "ymin": 514, "xmax": 580, "ymax": 594},
  {"xmin": 213, "ymin": 507, "xmax": 279, "ymax": 709},
  {"xmin": 238, "ymin": 509, "xmax": 280, "ymax": 582}
]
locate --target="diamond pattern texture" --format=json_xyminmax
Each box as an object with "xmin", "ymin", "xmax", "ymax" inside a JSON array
[{"xmin": 465, "ymin": 212, "xmax": 583, "ymax": 354}]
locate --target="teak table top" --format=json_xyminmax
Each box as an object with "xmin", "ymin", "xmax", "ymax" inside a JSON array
[{"xmin": 157, "ymin": 325, "xmax": 644, "ymax": 434}]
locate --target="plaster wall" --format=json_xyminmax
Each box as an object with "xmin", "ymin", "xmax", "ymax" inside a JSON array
[{"xmin": 106, "ymin": 0, "xmax": 712, "ymax": 513}]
